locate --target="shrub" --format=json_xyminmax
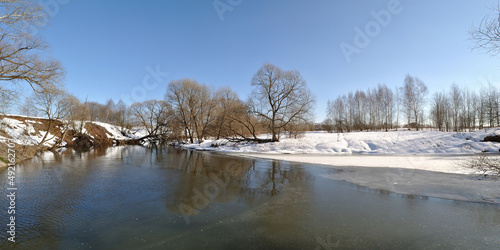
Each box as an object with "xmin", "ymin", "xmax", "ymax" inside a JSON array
[{"xmin": 462, "ymin": 153, "xmax": 500, "ymax": 176}]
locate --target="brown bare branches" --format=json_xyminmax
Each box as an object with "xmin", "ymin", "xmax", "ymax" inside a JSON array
[
  {"xmin": 0, "ymin": 0, "xmax": 47, "ymax": 38},
  {"xmin": 130, "ymin": 100, "xmax": 173, "ymax": 140},
  {"xmin": 166, "ymin": 79, "xmax": 217, "ymax": 143},
  {"xmin": 0, "ymin": 0, "xmax": 64, "ymax": 96},
  {"xmin": 249, "ymin": 63, "xmax": 315, "ymax": 142},
  {"xmin": 30, "ymin": 85, "xmax": 70, "ymax": 145}
]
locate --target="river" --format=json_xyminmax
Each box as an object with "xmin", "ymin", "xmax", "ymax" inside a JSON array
[{"xmin": 1, "ymin": 146, "xmax": 499, "ymax": 249}]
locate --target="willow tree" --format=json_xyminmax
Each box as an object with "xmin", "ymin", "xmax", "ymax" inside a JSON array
[
  {"xmin": 249, "ymin": 63, "xmax": 315, "ymax": 142},
  {"xmin": 130, "ymin": 100, "xmax": 173, "ymax": 140},
  {"xmin": 165, "ymin": 79, "xmax": 216, "ymax": 143}
]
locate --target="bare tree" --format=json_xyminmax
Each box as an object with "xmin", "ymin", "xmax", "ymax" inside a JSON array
[
  {"xmin": 482, "ymin": 84, "xmax": 499, "ymax": 128},
  {"xmin": 326, "ymin": 84, "xmax": 396, "ymax": 133},
  {"xmin": 0, "ymin": 86, "xmax": 18, "ymax": 114},
  {"xmin": 449, "ymin": 83, "xmax": 463, "ymax": 131},
  {"xmin": 326, "ymin": 96, "xmax": 348, "ymax": 132},
  {"xmin": 103, "ymin": 99, "xmax": 115, "ymax": 123},
  {"xmin": 166, "ymin": 79, "xmax": 193, "ymax": 142},
  {"xmin": 71, "ymin": 99, "xmax": 89, "ymax": 134},
  {"xmin": 226, "ymin": 99, "xmax": 265, "ymax": 141},
  {"xmin": 130, "ymin": 100, "xmax": 173, "ymax": 140},
  {"xmin": 249, "ymin": 63, "xmax": 315, "ymax": 142},
  {"xmin": 378, "ymin": 84, "xmax": 394, "ymax": 131},
  {"xmin": 464, "ymin": 88, "xmax": 478, "ymax": 131},
  {"xmin": 430, "ymin": 91, "xmax": 449, "ymax": 131},
  {"xmin": 325, "ymin": 76, "xmax": 500, "ymax": 132},
  {"xmin": 395, "ymin": 86, "xmax": 401, "ymax": 130},
  {"xmin": 470, "ymin": 6, "xmax": 500, "ymax": 56},
  {"xmin": 479, "ymin": 85, "xmax": 488, "ymax": 129},
  {"xmin": 212, "ymin": 87, "xmax": 240, "ymax": 139},
  {"xmin": 401, "ymin": 74, "xmax": 428, "ymax": 131},
  {"xmin": 321, "ymin": 118, "xmax": 335, "ymax": 133},
  {"xmin": 166, "ymin": 79, "xmax": 216, "ymax": 143},
  {"xmin": 64, "ymin": 94, "xmax": 81, "ymax": 131},
  {"xmin": 0, "ymin": 0, "xmax": 65, "ymax": 93},
  {"xmin": 30, "ymin": 85, "xmax": 70, "ymax": 146},
  {"xmin": 114, "ymin": 100, "xmax": 130, "ymax": 131},
  {"xmin": 19, "ymin": 95, "xmax": 37, "ymax": 116},
  {"xmin": 0, "ymin": 0, "xmax": 46, "ymax": 37}
]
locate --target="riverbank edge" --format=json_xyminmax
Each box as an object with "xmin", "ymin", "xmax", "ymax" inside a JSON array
[
  {"xmin": 0, "ymin": 115, "xmax": 146, "ymax": 170},
  {"xmin": 215, "ymin": 151, "xmax": 500, "ymax": 205}
]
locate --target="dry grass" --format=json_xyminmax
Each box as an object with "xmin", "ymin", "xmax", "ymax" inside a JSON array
[{"xmin": 461, "ymin": 153, "xmax": 500, "ymax": 176}]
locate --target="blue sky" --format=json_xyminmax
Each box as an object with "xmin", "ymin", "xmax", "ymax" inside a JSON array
[{"xmin": 35, "ymin": 0, "xmax": 500, "ymax": 121}]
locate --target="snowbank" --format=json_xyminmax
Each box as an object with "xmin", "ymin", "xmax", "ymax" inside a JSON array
[
  {"xmin": 0, "ymin": 115, "xmax": 148, "ymax": 166},
  {"xmin": 183, "ymin": 130, "xmax": 500, "ymax": 155},
  {"xmin": 182, "ymin": 130, "xmax": 500, "ymax": 174},
  {"xmin": 0, "ymin": 117, "xmax": 56, "ymax": 147}
]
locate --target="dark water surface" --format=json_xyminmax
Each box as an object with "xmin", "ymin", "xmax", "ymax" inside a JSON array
[{"xmin": 1, "ymin": 146, "xmax": 499, "ymax": 249}]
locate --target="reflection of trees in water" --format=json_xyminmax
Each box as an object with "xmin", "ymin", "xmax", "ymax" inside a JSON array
[
  {"xmin": 24, "ymin": 146, "xmax": 140, "ymax": 170},
  {"xmin": 12, "ymin": 149, "xmax": 103, "ymax": 249},
  {"xmin": 11, "ymin": 146, "xmax": 156, "ymax": 249},
  {"xmin": 13, "ymin": 146, "xmax": 312, "ymax": 245},
  {"xmin": 163, "ymin": 149, "xmax": 311, "ymax": 217}
]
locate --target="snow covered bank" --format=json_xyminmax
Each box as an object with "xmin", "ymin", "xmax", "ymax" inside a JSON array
[
  {"xmin": 182, "ymin": 130, "xmax": 500, "ymax": 174},
  {"xmin": 184, "ymin": 130, "xmax": 500, "ymax": 154},
  {"xmin": 0, "ymin": 115, "xmax": 148, "ymax": 167}
]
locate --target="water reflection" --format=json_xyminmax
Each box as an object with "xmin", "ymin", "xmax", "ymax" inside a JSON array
[
  {"xmin": 1, "ymin": 146, "xmax": 313, "ymax": 249},
  {"xmin": 351, "ymin": 183, "xmax": 431, "ymax": 201},
  {"xmin": 161, "ymin": 149, "xmax": 311, "ymax": 222},
  {"xmin": 1, "ymin": 146, "xmax": 499, "ymax": 249}
]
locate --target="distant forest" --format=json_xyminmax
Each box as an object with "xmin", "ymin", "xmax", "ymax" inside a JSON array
[{"xmin": 324, "ymin": 74, "xmax": 500, "ymax": 133}]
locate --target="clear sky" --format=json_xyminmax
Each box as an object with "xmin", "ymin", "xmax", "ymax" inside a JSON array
[{"xmin": 34, "ymin": 0, "xmax": 500, "ymax": 121}]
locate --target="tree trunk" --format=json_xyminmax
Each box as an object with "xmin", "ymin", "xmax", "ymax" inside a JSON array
[
  {"xmin": 38, "ymin": 119, "xmax": 53, "ymax": 147},
  {"xmin": 271, "ymin": 113, "xmax": 278, "ymax": 142}
]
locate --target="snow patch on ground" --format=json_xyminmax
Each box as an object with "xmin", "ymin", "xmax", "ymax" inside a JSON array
[
  {"xmin": 182, "ymin": 130, "xmax": 500, "ymax": 174},
  {"xmin": 0, "ymin": 116, "xmax": 146, "ymax": 148},
  {"xmin": 184, "ymin": 130, "xmax": 500, "ymax": 155},
  {"xmin": 1, "ymin": 117, "xmax": 38, "ymax": 145},
  {"xmin": 129, "ymin": 127, "xmax": 148, "ymax": 139},
  {"xmin": 92, "ymin": 122, "xmax": 129, "ymax": 140}
]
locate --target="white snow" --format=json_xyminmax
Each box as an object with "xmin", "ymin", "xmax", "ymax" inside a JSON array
[
  {"xmin": 0, "ymin": 117, "xmax": 61, "ymax": 146},
  {"xmin": 92, "ymin": 122, "xmax": 129, "ymax": 140},
  {"xmin": 129, "ymin": 127, "xmax": 148, "ymax": 139},
  {"xmin": 0, "ymin": 117, "xmax": 142, "ymax": 147},
  {"xmin": 25, "ymin": 120, "xmax": 42, "ymax": 124},
  {"xmin": 184, "ymin": 130, "xmax": 500, "ymax": 154},
  {"xmin": 182, "ymin": 130, "xmax": 500, "ymax": 174}
]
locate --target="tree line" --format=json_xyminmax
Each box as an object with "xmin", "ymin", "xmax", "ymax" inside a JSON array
[
  {"xmin": 16, "ymin": 63, "xmax": 316, "ymax": 144},
  {"xmin": 430, "ymin": 83, "xmax": 500, "ymax": 132},
  {"xmin": 324, "ymin": 74, "xmax": 500, "ymax": 133}
]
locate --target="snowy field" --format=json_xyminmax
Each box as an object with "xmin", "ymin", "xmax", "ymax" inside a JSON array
[{"xmin": 183, "ymin": 130, "xmax": 500, "ymax": 175}]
